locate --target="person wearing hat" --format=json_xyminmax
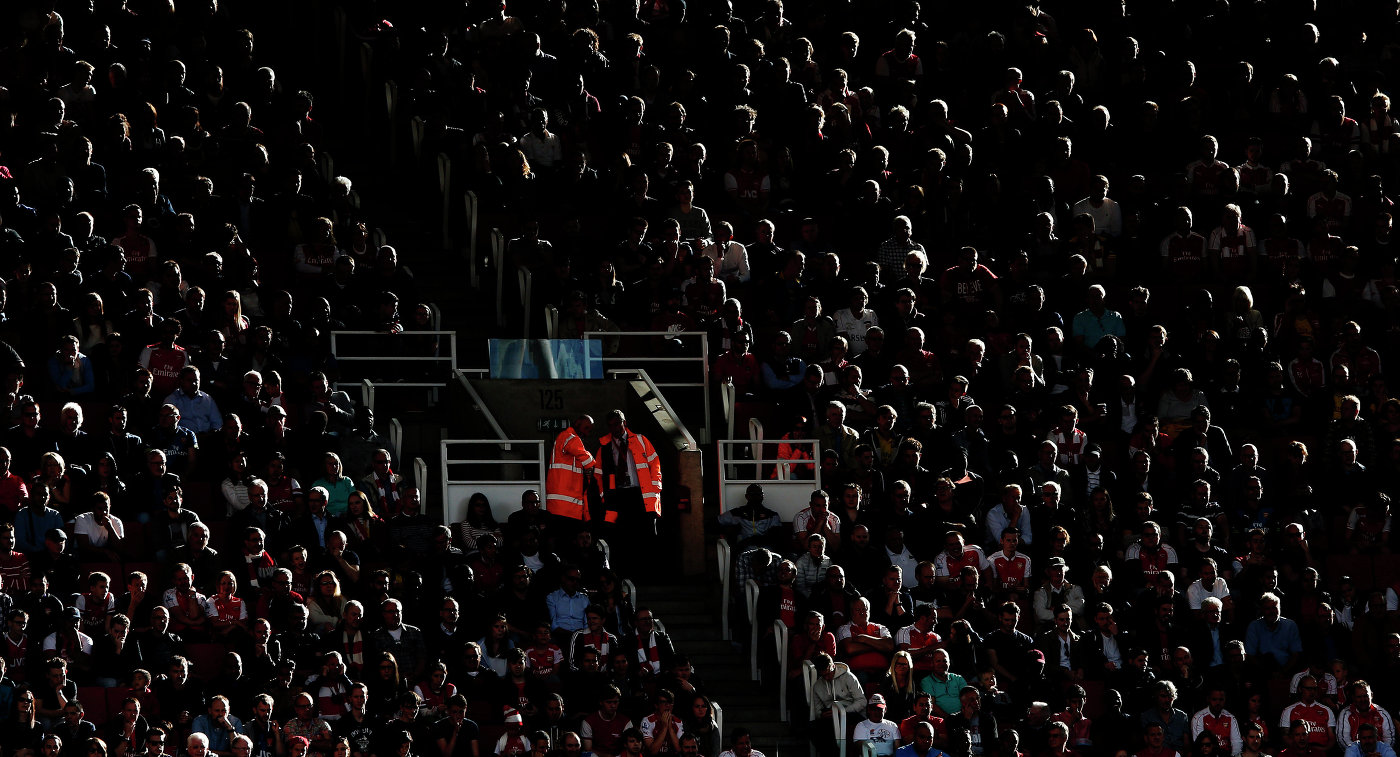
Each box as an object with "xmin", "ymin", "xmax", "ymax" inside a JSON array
[
  {"xmin": 496, "ymin": 707, "xmax": 531, "ymax": 756},
  {"xmin": 29, "ymin": 527, "xmax": 81, "ymax": 598},
  {"xmin": 855, "ymin": 694, "xmax": 900, "ymax": 757},
  {"xmin": 1032, "ymin": 558, "xmax": 1085, "ymax": 632},
  {"xmin": 41, "ymin": 605, "xmax": 93, "ymax": 663}
]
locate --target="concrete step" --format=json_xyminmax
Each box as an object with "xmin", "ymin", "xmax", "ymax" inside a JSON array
[
  {"xmin": 666, "ymin": 625, "xmax": 723, "ymax": 641},
  {"xmin": 655, "ymin": 612, "xmax": 723, "ymax": 628}
]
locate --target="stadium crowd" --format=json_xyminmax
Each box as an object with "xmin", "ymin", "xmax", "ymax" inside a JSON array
[{"xmin": 8, "ymin": 1, "xmax": 1400, "ymax": 757}]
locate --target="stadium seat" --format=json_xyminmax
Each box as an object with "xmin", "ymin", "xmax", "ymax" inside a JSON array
[
  {"xmin": 186, "ymin": 642, "xmax": 228, "ymax": 680},
  {"xmin": 76, "ymin": 686, "xmax": 109, "ymax": 726}
]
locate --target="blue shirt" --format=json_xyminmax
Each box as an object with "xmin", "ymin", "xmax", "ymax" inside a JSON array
[
  {"xmin": 192, "ymin": 713, "xmax": 244, "ymax": 751},
  {"xmin": 1071, "ymin": 307, "xmax": 1126, "ymax": 349},
  {"xmin": 894, "ymin": 746, "xmax": 948, "ymax": 757},
  {"xmin": 14, "ymin": 506, "xmax": 63, "ymax": 554},
  {"xmin": 1245, "ymin": 616, "xmax": 1303, "ymax": 666},
  {"xmin": 166, "ymin": 389, "xmax": 223, "ymax": 433},
  {"xmin": 546, "ymin": 588, "xmax": 590, "ymax": 632},
  {"xmin": 1140, "ymin": 708, "xmax": 1190, "ymax": 752},
  {"xmin": 1345, "ymin": 743, "xmax": 1398, "ymax": 757}
]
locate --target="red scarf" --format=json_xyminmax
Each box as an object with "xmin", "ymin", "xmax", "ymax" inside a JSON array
[{"xmin": 635, "ymin": 632, "xmax": 662, "ymax": 672}]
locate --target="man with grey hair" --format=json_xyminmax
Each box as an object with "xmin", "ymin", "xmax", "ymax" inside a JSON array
[
  {"xmin": 188, "ymin": 732, "xmax": 212, "ymax": 757},
  {"xmin": 1245, "ymin": 591, "xmax": 1302, "ymax": 671}
]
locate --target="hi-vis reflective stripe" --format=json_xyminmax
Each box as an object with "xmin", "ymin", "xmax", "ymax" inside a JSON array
[{"xmin": 552, "ymin": 494, "xmax": 587, "ymax": 505}]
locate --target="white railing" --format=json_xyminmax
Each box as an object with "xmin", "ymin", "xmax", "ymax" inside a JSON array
[
  {"xmin": 518, "ymin": 266, "xmax": 534, "ymax": 337},
  {"xmin": 437, "ymin": 153, "xmax": 451, "ymax": 248},
  {"xmin": 713, "ymin": 701, "xmax": 724, "ymax": 745},
  {"xmin": 389, "ymin": 417, "xmax": 403, "ymax": 462},
  {"xmin": 717, "ymin": 538, "xmax": 732, "ymax": 641},
  {"xmin": 414, "ymin": 457, "xmax": 427, "ymax": 492},
  {"xmin": 586, "ymin": 331, "xmax": 711, "ymax": 444},
  {"xmin": 439, "ymin": 439, "xmax": 547, "ymax": 525},
  {"xmin": 465, "ymin": 191, "xmax": 480, "ymax": 288},
  {"xmin": 410, "ymin": 115, "xmax": 425, "ymax": 163},
  {"xmin": 775, "ymin": 619, "xmax": 790, "ymax": 721},
  {"xmin": 454, "ymin": 369, "xmax": 508, "ymax": 441},
  {"xmin": 385, "ymin": 80, "xmax": 399, "ymax": 166},
  {"xmin": 604, "ymin": 368, "xmax": 698, "ymax": 451},
  {"xmin": 330, "ymin": 330, "xmax": 457, "ymax": 402},
  {"xmin": 493, "ymin": 229, "xmax": 507, "ymax": 327},
  {"xmin": 717, "ymin": 439, "xmax": 822, "ymax": 522},
  {"xmin": 745, "ymin": 579, "xmax": 761, "ymax": 681}
]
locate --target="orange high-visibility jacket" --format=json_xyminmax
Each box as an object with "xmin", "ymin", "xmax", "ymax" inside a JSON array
[
  {"xmin": 546, "ymin": 428, "xmax": 601, "ymax": 520},
  {"xmin": 597, "ymin": 432, "xmax": 663, "ymax": 517}
]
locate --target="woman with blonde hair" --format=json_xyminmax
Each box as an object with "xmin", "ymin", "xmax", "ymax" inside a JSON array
[{"xmin": 874, "ymin": 650, "xmax": 918, "ymax": 720}]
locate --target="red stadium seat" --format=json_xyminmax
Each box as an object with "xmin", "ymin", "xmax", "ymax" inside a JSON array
[
  {"xmin": 186, "ymin": 642, "xmax": 229, "ymax": 681},
  {"xmin": 76, "ymin": 686, "xmax": 110, "ymax": 726}
]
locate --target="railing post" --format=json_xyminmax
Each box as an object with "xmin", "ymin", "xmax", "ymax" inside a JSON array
[
  {"xmin": 717, "ymin": 538, "xmax": 732, "ymax": 641},
  {"xmin": 437, "ymin": 153, "xmax": 451, "ymax": 249},
  {"xmin": 776, "ymin": 620, "xmax": 790, "ymax": 721},
  {"xmin": 466, "ymin": 191, "xmax": 480, "ymax": 288}
]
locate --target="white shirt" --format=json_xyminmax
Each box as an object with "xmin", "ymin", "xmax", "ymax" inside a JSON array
[
  {"xmin": 639, "ymin": 712, "xmax": 684, "ymax": 742},
  {"xmin": 43, "ymin": 630, "xmax": 94, "ymax": 655},
  {"xmin": 886, "ymin": 547, "xmax": 920, "ymax": 588},
  {"xmin": 73, "ymin": 511, "xmax": 125, "ymax": 547},
  {"xmin": 835, "ymin": 621, "xmax": 891, "ymax": 643},
  {"xmin": 833, "ymin": 308, "xmax": 880, "ymax": 355},
  {"xmin": 854, "ymin": 719, "xmax": 900, "ymax": 756},
  {"xmin": 1187, "ymin": 578, "xmax": 1232, "ymax": 609},
  {"xmin": 610, "ymin": 436, "xmax": 638, "ymax": 487}
]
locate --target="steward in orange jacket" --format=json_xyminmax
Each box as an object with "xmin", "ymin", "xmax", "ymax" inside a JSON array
[{"xmin": 546, "ymin": 416, "xmax": 603, "ymax": 521}]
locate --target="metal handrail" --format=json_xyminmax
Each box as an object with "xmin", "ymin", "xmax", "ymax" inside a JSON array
[
  {"xmin": 413, "ymin": 457, "xmax": 427, "ymax": 494},
  {"xmin": 584, "ymin": 330, "xmax": 711, "ymax": 444},
  {"xmin": 360, "ymin": 379, "xmax": 376, "ymax": 414},
  {"xmin": 493, "ymin": 229, "xmax": 507, "ymax": 327},
  {"xmin": 454, "ymin": 370, "xmax": 507, "ymax": 440},
  {"xmin": 717, "ymin": 538, "xmax": 732, "ymax": 641},
  {"xmin": 330, "ymin": 330, "xmax": 456, "ymax": 364},
  {"xmin": 410, "ymin": 115, "xmax": 425, "ymax": 162},
  {"xmin": 746, "ymin": 579, "xmax": 761, "ymax": 681},
  {"xmin": 721, "ymin": 381, "xmax": 736, "ymax": 439},
  {"xmin": 518, "ymin": 266, "xmax": 533, "ymax": 337},
  {"xmin": 605, "ymin": 368, "xmax": 698, "ymax": 451},
  {"xmin": 389, "ymin": 417, "xmax": 403, "ymax": 462},
  {"xmin": 437, "ymin": 153, "xmax": 451, "ymax": 247},
  {"xmin": 775, "ymin": 619, "xmax": 790, "ymax": 721},
  {"xmin": 385, "ymin": 79, "xmax": 398, "ymax": 166},
  {"xmin": 465, "ymin": 191, "xmax": 480, "ymax": 288}
]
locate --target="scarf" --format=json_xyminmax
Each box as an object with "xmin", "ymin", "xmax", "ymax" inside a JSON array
[
  {"xmin": 372, "ymin": 471, "xmax": 402, "ymax": 515},
  {"xmin": 634, "ymin": 631, "xmax": 662, "ymax": 673}
]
